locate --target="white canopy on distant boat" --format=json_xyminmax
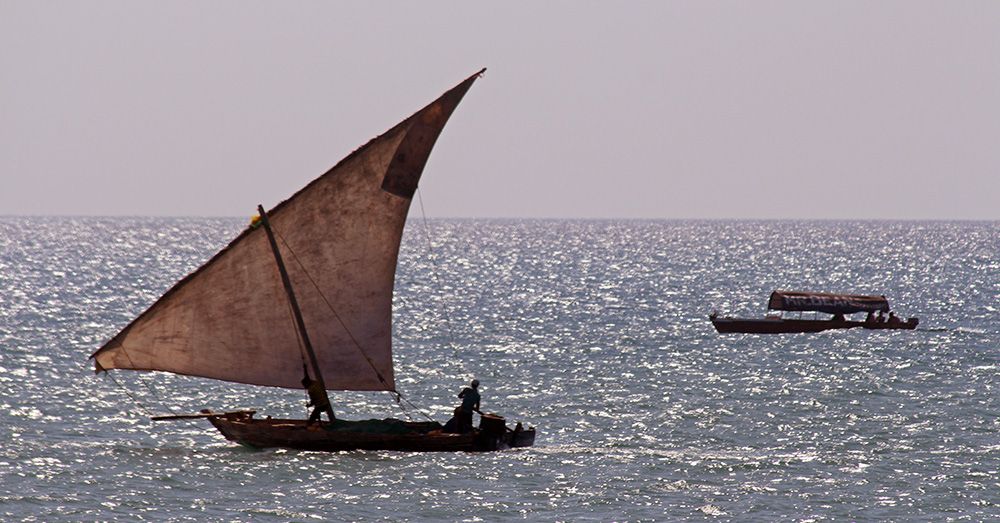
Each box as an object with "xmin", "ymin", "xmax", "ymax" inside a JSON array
[{"xmin": 91, "ymin": 70, "xmax": 485, "ymax": 391}]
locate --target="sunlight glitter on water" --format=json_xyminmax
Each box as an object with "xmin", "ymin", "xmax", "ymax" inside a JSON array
[{"xmin": 0, "ymin": 218, "xmax": 998, "ymax": 520}]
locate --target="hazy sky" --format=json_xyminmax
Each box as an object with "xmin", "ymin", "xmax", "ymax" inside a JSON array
[{"xmin": 2, "ymin": 2, "xmax": 998, "ymax": 219}]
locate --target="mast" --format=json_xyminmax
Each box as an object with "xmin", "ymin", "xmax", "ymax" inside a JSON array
[{"xmin": 256, "ymin": 204, "xmax": 332, "ymax": 405}]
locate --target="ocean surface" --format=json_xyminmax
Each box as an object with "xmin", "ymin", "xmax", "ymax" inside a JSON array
[{"xmin": 1, "ymin": 217, "xmax": 997, "ymax": 522}]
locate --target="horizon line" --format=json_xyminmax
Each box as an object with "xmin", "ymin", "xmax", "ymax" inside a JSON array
[{"xmin": 2, "ymin": 214, "xmax": 997, "ymax": 223}]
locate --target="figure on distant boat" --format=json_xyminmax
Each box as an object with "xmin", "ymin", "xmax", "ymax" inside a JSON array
[
  {"xmin": 302, "ymin": 374, "xmax": 335, "ymax": 423},
  {"xmin": 457, "ymin": 379, "xmax": 482, "ymax": 433},
  {"xmin": 887, "ymin": 311, "xmax": 900, "ymax": 326},
  {"xmin": 709, "ymin": 291, "xmax": 918, "ymax": 334}
]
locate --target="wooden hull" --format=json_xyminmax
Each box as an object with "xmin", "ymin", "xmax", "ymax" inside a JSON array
[
  {"xmin": 207, "ymin": 412, "xmax": 536, "ymax": 452},
  {"xmin": 711, "ymin": 316, "xmax": 918, "ymax": 334}
]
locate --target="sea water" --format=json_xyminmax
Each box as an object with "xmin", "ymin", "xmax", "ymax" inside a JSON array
[{"xmin": 0, "ymin": 217, "xmax": 997, "ymax": 521}]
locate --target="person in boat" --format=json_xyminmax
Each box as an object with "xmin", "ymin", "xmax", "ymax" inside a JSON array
[
  {"xmin": 887, "ymin": 311, "xmax": 901, "ymax": 325},
  {"xmin": 302, "ymin": 375, "xmax": 335, "ymax": 424},
  {"xmin": 876, "ymin": 310, "xmax": 885, "ymax": 323},
  {"xmin": 457, "ymin": 379, "xmax": 482, "ymax": 433},
  {"xmin": 832, "ymin": 312, "xmax": 845, "ymax": 322}
]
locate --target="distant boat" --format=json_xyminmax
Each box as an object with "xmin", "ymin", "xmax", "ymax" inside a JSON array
[
  {"xmin": 710, "ymin": 291, "xmax": 919, "ymax": 334},
  {"xmin": 91, "ymin": 68, "xmax": 536, "ymax": 452}
]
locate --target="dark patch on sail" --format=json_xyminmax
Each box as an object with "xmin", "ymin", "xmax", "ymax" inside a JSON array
[
  {"xmin": 381, "ymin": 121, "xmax": 435, "ymax": 199},
  {"xmin": 381, "ymin": 69, "xmax": 483, "ymax": 199}
]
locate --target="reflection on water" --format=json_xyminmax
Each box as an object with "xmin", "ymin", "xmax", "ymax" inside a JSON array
[{"xmin": 0, "ymin": 218, "xmax": 997, "ymax": 520}]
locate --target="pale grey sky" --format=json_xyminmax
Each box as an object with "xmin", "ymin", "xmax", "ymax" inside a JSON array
[{"xmin": 2, "ymin": 1, "xmax": 998, "ymax": 219}]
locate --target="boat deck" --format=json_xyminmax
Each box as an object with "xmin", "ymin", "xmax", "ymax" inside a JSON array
[{"xmin": 207, "ymin": 411, "xmax": 536, "ymax": 452}]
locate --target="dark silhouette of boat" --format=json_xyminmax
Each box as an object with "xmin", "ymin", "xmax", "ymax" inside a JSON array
[
  {"xmin": 710, "ymin": 291, "xmax": 919, "ymax": 334},
  {"xmin": 91, "ymin": 69, "xmax": 536, "ymax": 452}
]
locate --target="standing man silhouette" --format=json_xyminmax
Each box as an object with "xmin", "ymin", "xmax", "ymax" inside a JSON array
[{"xmin": 457, "ymin": 379, "xmax": 481, "ymax": 433}]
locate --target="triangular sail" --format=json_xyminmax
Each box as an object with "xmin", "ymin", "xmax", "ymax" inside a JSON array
[{"xmin": 91, "ymin": 69, "xmax": 485, "ymax": 390}]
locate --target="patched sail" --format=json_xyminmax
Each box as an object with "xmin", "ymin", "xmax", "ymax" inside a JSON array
[{"xmin": 91, "ymin": 69, "xmax": 484, "ymax": 390}]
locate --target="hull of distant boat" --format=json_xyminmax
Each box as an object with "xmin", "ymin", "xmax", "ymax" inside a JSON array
[
  {"xmin": 207, "ymin": 412, "xmax": 536, "ymax": 452},
  {"xmin": 711, "ymin": 317, "xmax": 918, "ymax": 334}
]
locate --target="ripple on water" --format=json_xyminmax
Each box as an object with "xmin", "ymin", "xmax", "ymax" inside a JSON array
[{"xmin": 0, "ymin": 218, "xmax": 997, "ymax": 520}]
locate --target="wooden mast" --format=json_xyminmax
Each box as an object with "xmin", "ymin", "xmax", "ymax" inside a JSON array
[{"xmin": 256, "ymin": 204, "xmax": 332, "ymax": 409}]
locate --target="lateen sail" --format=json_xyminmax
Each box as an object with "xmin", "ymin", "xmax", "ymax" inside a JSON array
[{"xmin": 91, "ymin": 69, "xmax": 485, "ymax": 390}]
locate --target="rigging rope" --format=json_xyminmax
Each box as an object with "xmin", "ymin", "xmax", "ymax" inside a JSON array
[
  {"xmin": 272, "ymin": 228, "xmax": 437, "ymax": 423},
  {"xmin": 416, "ymin": 189, "xmax": 462, "ymax": 357},
  {"xmin": 106, "ymin": 341, "xmax": 204, "ymax": 430},
  {"xmin": 104, "ymin": 370, "xmax": 156, "ymax": 418},
  {"xmin": 272, "ymin": 229, "xmax": 393, "ymax": 389}
]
